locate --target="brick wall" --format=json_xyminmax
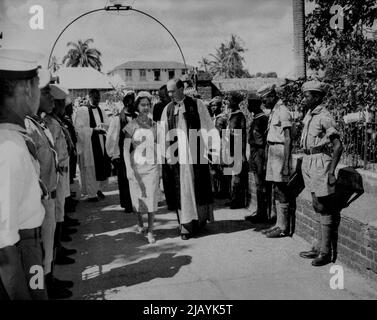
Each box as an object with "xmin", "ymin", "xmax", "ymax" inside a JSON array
[{"xmin": 248, "ymin": 165, "xmax": 377, "ymax": 283}]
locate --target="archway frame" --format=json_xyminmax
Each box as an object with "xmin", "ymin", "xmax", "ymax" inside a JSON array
[{"xmin": 47, "ymin": 5, "xmax": 187, "ymax": 70}]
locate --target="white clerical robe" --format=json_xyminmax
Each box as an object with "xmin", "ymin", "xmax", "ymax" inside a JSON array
[
  {"xmin": 74, "ymin": 105, "xmax": 110, "ymax": 197},
  {"xmin": 160, "ymin": 99, "xmax": 220, "ymax": 225}
]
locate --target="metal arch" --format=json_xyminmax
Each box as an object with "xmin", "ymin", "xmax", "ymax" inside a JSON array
[{"xmin": 47, "ymin": 6, "xmax": 187, "ymax": 70}]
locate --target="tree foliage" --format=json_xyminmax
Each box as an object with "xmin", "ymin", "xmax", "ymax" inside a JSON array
[
  {"xmin": 200, "ymin": 34, "xmax": 251, "ymax": 78},
  {"xmin": 62, "ymin": 39, "xmax": 102, "ymax": 71},
  {"xmin": 305, "ymin": 0, "xmax": 377, "ymax": 117}
]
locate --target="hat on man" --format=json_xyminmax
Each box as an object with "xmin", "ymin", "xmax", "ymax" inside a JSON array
[
  {"xmin": 302, "ymin": 80, "xmax": 329, "ymax": 95},
  {"xmin": 50, "ymin": 84, "xmax": 69, "ymax": 100},
  {"xmin": 0, "ymin": 48, "xmax": 50, "ymax": 88},
  {"xmin": 257, "ymin": 84, "xmax": 276, "ymax": 98}
]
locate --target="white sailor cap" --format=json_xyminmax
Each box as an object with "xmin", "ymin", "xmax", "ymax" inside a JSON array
[
  {"xmin": 0, "ymin": 48, "xmax": 50, "ymax": 88},
  {"xmin": 50, "ymin": 84, "xmax": 69, "ymax": 100}
]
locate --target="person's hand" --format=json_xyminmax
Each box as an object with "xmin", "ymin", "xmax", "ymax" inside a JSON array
[
  {"xmin": 112, "ymin": 158, "xmax": 121, "ymax": 167},
  {"xmin": 328, "ymin": 172, "xmax": 337, "ymax": 185},
  {"xmin": 126, "ymin": 168, "xmax": 136, "ymax": 181},
  {"xmin": 282, "ymin": 165, "xmax": 290, "ymax": 178}
]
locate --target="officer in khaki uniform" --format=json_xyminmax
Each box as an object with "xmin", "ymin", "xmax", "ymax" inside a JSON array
[
  {"xmin": 258, "ymin": 84, "xmax": 296, "ymax": 238},
  {"xmin": 299, "ymin": 81, "xmax": 343, "ymax": 266}
]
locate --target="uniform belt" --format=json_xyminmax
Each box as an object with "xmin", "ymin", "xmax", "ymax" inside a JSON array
[
  {"xmin": 303, "ymin": 145, "xmax": 329, "ymax": 155},
  {"xmin": 267, "ymin": 141, "xmax": 284, "ymax": 145},
  {"xmin": 59, "ymin": 166, "xmax": 69, "ymax": 173},
  {"xmin": 19, "ymin": 227, "xmax": 42, "ymax": 241}
]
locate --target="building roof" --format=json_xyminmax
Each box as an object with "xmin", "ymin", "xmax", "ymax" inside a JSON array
[
  {"xmin": 213, "ymin": 77, "xmax": 286, "ymax": 92},
  {"xmin": 109, "ymin": 61, "xmax": 194, "ymax": 73},
  {"xmin": 121, "ymin": 81, "xmax": 165, "ymax": 91},
  {"xmin": 56, "ymin": 67, "xmax": 113, "ymax": 90}
]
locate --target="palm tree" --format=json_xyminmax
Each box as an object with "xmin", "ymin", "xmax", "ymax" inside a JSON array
[
  {"xmin": 224, "ymin": 34, "xmax": 246, "ymax": 78},
  {"xmin": 208, "ymin": 35, "xmax": 248, "ymax": 78},
  {"xmin": 209, "ymin": 42, "xmax": 229, "ymax": 78},
  {"xmin": 62, "ymin": 39, "xmax": 102, "ymax": 71},
  {"xmin": 198, "ymin": 57, "xmax": 211, "ymax": 73}
]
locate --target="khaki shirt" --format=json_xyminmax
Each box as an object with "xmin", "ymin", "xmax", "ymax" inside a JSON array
[
  {"xmin": 45, "ymin": 115, "xmax": 69, "ymax": 167},
  {"xmin": 25, "ymin": 116, "xmax": 58, "ymax": 192},
  {"xmin": 300, "ymin": 104, "xmax": 339, "ymax": 150},
  {"xmin": 267, "ymin": 100, "xmax": 292, "ymax": 143}
]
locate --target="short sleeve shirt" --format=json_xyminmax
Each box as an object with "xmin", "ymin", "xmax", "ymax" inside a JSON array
[
  {"xmin": 0, "ymin": 124, "xmax": 45, "ymax": 248},
  {"xmin": 267, "ymin": 100, "xmax": 292, "ymax": 143},
  {"xmin": 300, "ymin": 105, "xmax": 339, "ymax": 150}
]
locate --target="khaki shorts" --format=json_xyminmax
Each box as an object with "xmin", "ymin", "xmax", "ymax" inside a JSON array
[
  {"xmin": 302, "ymin": 153, "xmax": 335, "ymax": 197},
  {"xmin": 265, "ymin": 144, "xmax": 291, "ymax": 183}
]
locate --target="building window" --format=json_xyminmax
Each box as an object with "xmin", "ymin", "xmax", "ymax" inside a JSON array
[
  {"xmin": 153, "ymin": 69, "xmax": 161, "ymax": 81},
  {"xmin": 168, "ymin": 70, "xmax": 175, "ymax": 79},
  {"xmin": 125, "ymin": 69, "xmax": 132, "ymax": 81},
  {"xmin": 139, "ymin": 69, "xmax": 146, "ymax": 81}
]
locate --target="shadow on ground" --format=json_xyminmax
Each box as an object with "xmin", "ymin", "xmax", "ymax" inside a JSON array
[{"xmin": 80, "ymin": 253, "xmax": 192, "ymax": 300}]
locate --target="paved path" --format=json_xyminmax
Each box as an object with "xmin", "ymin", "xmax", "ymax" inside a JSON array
[{"xmin": 56, "ymin": 178, "xmax": 377, "ymax": 300}]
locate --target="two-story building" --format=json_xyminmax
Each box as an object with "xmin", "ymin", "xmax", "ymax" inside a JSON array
[{"xmin": 107, "ymin": 60, "xmax": 194, "ymax": 92}]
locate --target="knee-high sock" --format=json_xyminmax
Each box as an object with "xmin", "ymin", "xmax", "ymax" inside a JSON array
[
  {"xmin": 276, "ymin": 202, "xmax": 289, "ymax": 231},
  {"xmin": 320, "ymin": 214, "xmax": 333, "ymax": 254}
]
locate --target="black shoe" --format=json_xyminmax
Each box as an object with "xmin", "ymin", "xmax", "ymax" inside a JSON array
[
  {"xmin": 311, "ymin": 252, "xmax": 332, "ymax": 267},
  {"xmin": 60, "ymin": 246, "xmax": 77, "ymax": 256},
  {"xmin": 97, "ymin": 191, "xmax": 105, "ymax": 199},
  {"xmin": 62, "ymin": 226, "xmax": 77, "ymax": 235},
  {"xmin": 245, "ymin": 214, "xmax": 269, "ymax": 224},
  {"xmin": 55, "ymin": 253, "xmax": 75, "ymax": 265},
  {"xmin": 47, "ymin": 285, "xmax": 72, "ymax": 300},
  {"xmin": 54, "ymin": 277, "xmax": 74, "ymax": 289},
  {"xmin": 261, "ymin": 226, "xmax": 278, "ymax": 235},
  {"xmin": 266, "ymin": 227, "xmax": 289, "ymax": 238},
  {"xmin": 64, "ymin": 216, "xmax": 80, "ymax": 227},
  {"xmin": 61, "ymin": 233, "xmax": 72, "ymax": 242},
  {"xmin": 88, "ymin": 197, "xmax": 99, "ymax": 202},
  {"xmin": 181, "ymin": 234, "xmax": 190, "ymax": 240},
  {"xmin": 299, "ymin": 249, "xmax": 319, "ymax": 259}
]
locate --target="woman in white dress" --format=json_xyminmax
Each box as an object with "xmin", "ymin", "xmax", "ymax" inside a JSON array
[{"xmin": 123, "ymin": 92, "xmax": 159, "ymax": 244}]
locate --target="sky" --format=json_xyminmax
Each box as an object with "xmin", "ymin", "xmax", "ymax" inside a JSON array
[{"xmin": 0, "ymin": 0, "xmax": 306, "ymax": 77}]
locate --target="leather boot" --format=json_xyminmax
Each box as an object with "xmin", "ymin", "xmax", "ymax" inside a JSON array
[
  {"xmin": 299, "ymin": 248, "xmax": 319, "ymax": 259},
  {"xmin": 311, "ymin": 252, "xmax": 332, "ymax": 266}
]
